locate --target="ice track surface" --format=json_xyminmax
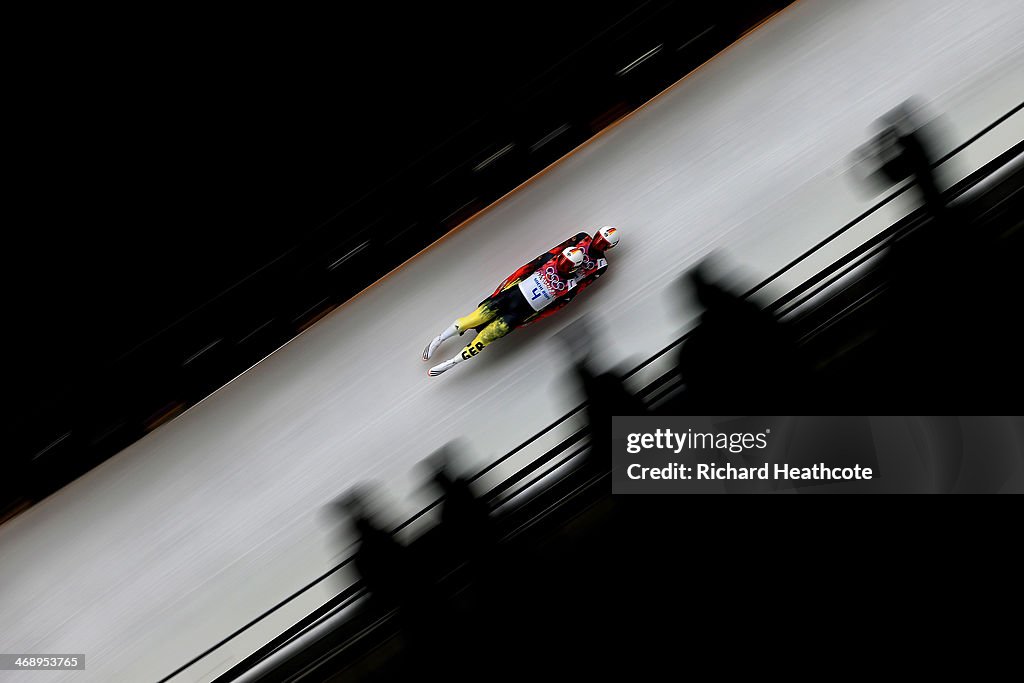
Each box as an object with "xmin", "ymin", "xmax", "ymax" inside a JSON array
[{"xmin": 3, "ymin": 1, "xmax": 1023, "ymax": 680}]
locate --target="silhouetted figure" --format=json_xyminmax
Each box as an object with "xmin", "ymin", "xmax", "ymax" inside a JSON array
[
  {"xmin": 350, "ymin": 515, "xmax": 412, "ymax": 609},
  {"xmin": 861, "ymin": 108, "xmax": 1023, "ymax": 411},
  {"xmin": 875, "ymin": 122, "xmax": 946, "ymax": 224},
  {"xmin": 418, "ymin": 450, "xmax": 510, "ymax": 680},
  {"xmin": 427, "ymin": 452, "xmax": 498, "ymax": 579},
  {"xmin": 339, "ymin": 492, "xmax": 450, "ymax": 677},
  {"xmin": 673, "ymin": 265, "xmax": 806, "ymax": 414},
  {"xmin": 553, "ymin": 315, "xmax": 649, "ymax": 471},
  {"xmin": 575, "ymin": 358, "xmax": 649, "ymax": 475}
]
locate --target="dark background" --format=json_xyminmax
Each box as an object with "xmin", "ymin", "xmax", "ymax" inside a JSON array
[
  {"xmin": 6, "ymin": 1, "xmax": 794, "ymax": 512},
  {"xmin": 10, "ymin": 2, "xmax": 638, "ymax": 406}
]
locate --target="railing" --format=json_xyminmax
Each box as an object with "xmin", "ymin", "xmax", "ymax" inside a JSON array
[{"xmin": 161, "ymin": 100, "xmax": 1022, "ymax": 683}]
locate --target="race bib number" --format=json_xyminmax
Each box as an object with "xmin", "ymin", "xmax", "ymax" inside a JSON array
[{"xmin": 519, "ymin": 267, "xmax": 571, "ymax": 311}]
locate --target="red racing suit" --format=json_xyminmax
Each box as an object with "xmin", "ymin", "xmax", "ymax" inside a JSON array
[{"xmin": 489, "ymin": 231, "xmax": 609, "ymax": 325}]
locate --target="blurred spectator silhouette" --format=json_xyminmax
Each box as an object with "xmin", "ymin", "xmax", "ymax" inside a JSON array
[
  {"xmin": 860, "ymin": 103, "xmax": 1024, "ymax": 411},
  {"xmin": 557, "ymin": 316, "xmax": 649, "ymax": 473},
  {"xmin": 870, "ymin": 102, "xmax": 949, "ymax": 224},
  {"xmin": 672, "ymin": 263, "xmax": 807, "ymax": 414},
  {"xmin": 423, "ymin": 445, "xmax": 499, "ymax": 583},
  {"xmin": 336, "ymin": 488, "xmax": 451, "ymax": 677},
  {"xmin": 577, "ymin": 359, "xmax": 649, "ymax": 471}
]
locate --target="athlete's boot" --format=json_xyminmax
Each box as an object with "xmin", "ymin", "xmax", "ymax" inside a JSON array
[
  {"xmin": 428, "ymin": 354, "xmax": 467, "ymax": 377},
  {"xmin": 423, "ymin": 322, "xmax": 462, "ymax": 361}
]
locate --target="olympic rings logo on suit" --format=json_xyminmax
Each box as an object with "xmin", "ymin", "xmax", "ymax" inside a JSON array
[{"xmin": 539, "ymin": 264, "xmax": 569, "ymax": 292}]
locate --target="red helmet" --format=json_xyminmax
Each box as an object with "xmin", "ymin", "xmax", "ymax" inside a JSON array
[
  {"xmin": 555, "ymin": 246, "xmax": 585, "ymax": 274},
  {"xmin": 591, "ymin": 226, "xmax": 619, "ymax": 252}
]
